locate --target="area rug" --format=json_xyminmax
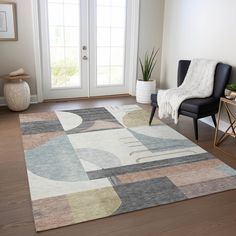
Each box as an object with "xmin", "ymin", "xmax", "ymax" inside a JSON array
[{"xmin": 19, "ymin": 105, "xmax": 236, "ymax": 232}]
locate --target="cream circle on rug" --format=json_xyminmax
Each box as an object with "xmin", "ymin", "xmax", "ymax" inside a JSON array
[{"xmin": 56, "ymin": 111, "xmax": 83, "ymax": 131}]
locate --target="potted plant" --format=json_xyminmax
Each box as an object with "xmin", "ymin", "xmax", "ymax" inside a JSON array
[
  {"xmin": 136, "ymin": 48, "xmax": 159, "ymax": 104},
  {"xmin": 225, "ymin": 83, "xmax": 236, "ymax": 99}
]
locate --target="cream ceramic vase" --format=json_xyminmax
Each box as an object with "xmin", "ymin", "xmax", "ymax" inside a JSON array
[
  {"xmin": 136, "ymin": 80, "xmax": 156, "ymax": 104},
  {"xmin": 4, "ymin": 80, "xmax": 30, "ymax": 111}
]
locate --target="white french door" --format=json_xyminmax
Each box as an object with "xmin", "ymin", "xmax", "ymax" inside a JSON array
[{"xmin": 39, "ymin": 0, "xmax": 138, "ymax": 99}]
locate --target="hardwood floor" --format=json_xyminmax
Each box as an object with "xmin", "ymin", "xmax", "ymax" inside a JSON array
[{"xmin": 0, "ymin": 96, "xmax": 236, "ymax": 236}]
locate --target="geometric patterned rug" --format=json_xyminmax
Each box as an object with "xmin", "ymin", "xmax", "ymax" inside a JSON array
[{"xmin": 19, "ymin": 105, "xmax": 236, "ymax": 232}]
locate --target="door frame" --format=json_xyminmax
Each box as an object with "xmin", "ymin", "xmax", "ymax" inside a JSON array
[{"xmin": 31, "ymin": 0, "xmax": 139, "ymax": 102}]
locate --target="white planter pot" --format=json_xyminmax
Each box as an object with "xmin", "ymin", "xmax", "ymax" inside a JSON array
[
  {"xmin": 224, "ymin": 88, "xmax": 231, "ymax": 97},
  {"xmin": 136, "ymin": 80, "xmax": 156, "ymax": 104}
]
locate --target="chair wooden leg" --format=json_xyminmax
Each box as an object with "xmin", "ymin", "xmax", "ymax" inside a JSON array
[
  {"xmin": 193, "ymin": 118, "xmax": 199, "ymax": 140},
  {"xmin": 211, "ymin": 114, "xmax": 217, "ymax": 127},
  {"xmin": 149, "ymin": 106, "xmax": 157, "ymax": 126}
]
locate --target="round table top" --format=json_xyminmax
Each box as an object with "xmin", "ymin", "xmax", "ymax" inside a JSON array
[{"xmin": 0, "ymin": 74, "xmax": 30, "ymax": 80}]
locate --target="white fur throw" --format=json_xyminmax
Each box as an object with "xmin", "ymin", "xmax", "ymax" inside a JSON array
[{"xmin": 158, "ymin": 59, "xmax": 218, "ymax": 124}]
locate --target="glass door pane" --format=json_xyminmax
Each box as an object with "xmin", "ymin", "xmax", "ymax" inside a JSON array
[
  {"xmin": 96, "ymin": 0, "xmax": 126, "ymax": 86},
  {"xmin": 48, "ymin": 0, "xmax": 81, "ymax": 88}
]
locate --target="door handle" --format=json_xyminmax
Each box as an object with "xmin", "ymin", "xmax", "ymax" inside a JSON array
[
  {"xmin": 82, "ymin": 46, "xmax": 87, "ymax": 50},
  {"xmin": 83, "ymin": 56, "xmax": 88, "ymax": 60}
]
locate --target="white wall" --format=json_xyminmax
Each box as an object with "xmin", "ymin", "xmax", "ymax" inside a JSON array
[
  {"xmin": 161, "ymin": 0, "xmax": 236, "ymax": 89},
  {"xmin": 138, "ymin": 0, "xmax": 165, "ymax": 87},
  {"xmin": 0, "ymin": 0, "xmax": 37, "ymax": 96}
]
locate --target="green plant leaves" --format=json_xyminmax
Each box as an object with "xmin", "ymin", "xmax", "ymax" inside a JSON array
[
  {"xmin": 139, "ymin": 48, "xmax": 159, "ymax": 81},
  {"xmin": 226, "ymin": 84, "xmax": 236, "ymax": 91}
]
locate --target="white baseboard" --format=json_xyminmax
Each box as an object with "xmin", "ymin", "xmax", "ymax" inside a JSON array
[
  {"xmin": 0, "ymin": 95, "xmax": 38, "ymax": 107},
  {"xmin": 200, "ymin": 117, "xmax": 229, "ymax": 132}
]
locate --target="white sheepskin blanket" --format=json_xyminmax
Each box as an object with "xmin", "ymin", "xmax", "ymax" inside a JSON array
[{"xmin": 158, "ymin": 59, "xmax": 218, "ymax": 124}]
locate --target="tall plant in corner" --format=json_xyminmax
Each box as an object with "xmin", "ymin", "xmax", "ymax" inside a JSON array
[{"xmin": 136, "ymin": 48, "xmax": 159, "ymax": 104}]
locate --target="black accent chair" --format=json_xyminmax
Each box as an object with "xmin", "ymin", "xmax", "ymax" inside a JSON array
[{"xmin": 149, "ymin": 60, "xmax": 232, "ymax": 140}]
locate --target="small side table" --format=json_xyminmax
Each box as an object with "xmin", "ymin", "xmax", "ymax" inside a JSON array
[
  {"xmin": 0, "ymin": 74, "xmax": 31, "ymax": 111},
  {"xmin": 214, "ymin": 97, "xmax": 236, "ymax": 153}
]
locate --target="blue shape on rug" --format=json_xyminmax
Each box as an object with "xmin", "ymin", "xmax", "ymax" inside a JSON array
[
  {"xmin": 129, "ymin": 129, "xmax": 195, "ymax": 153},
  {"xmin": 77, "ymin": 148, "xmax": 121, "ymax": 169},
  {"xmin": 25, "ymin": 136, "xmax": 89, "ymax": 182}
]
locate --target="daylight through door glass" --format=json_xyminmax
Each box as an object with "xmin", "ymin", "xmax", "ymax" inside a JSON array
[
  {"xmin": 96, "ymin": 0, "xmax": 126, "ymax": 86},
  {"xmin": 48, "ymin": 0, "xmax": 81, "ymax": 88}
]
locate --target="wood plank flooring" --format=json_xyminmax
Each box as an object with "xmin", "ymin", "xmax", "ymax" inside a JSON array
[{"xmin": 0, "ymin": 97, "xmax": 236, "ymax": 236}]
